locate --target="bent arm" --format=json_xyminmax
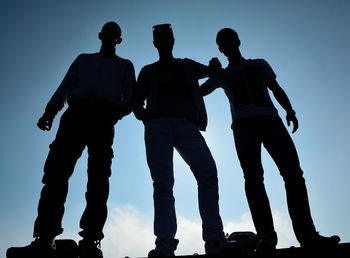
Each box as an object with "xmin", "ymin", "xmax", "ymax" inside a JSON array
[
  {"xmin": 133, "ymin": 68, "xmax": 149, "ymax": 122},
  {"xmin": 46, "ymin": 56, "xmax": 79, "ymax": 115},
  {"xmin": 200, "ymin": 81, "xmax": 216, "ymax": 97},
  {"xmin": 267, "ymin": 78, "xmax": 298, "ymax": 133},
  {"xmin": 38, "ymin": 56, "xmax": 79, "ymax": 131},
  {"xmin": 267, "ymin": 79, "xmax": 294, "ymax": 112},
  {"xmin": 119, "ymin": 61, "xmax": 137, "ymax": 118}
]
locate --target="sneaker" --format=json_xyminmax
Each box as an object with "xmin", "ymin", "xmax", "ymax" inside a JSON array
[
  {"xmin": 300, "ymin": 232, "xmax": 340, "ymax": 249},
  {"xmin": 205, "ymin": 238, "xmax": 231, "ymax": 256},
  {"xmin": 148, "ymin": 249, "xmax": 169, "ymax": 258},
  {"xmin": 7, "ymin": 237, "xmax": 57, "ymax": 258},
  {"xmin": 255, "ymin": 234, "xmax": 277, "ymax": 255},
  {"xmin": 78, "ymin": 239, "xmax": 103, "ymax": 258},
  {"xmin": 148, "ymin": 239, "xmax": 179, "ymax": 257},
  {"xmin": 227, "ymin": 231, "xmax": 257, "ymax": 253}
]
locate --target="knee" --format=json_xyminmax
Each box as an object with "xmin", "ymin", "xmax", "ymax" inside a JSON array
[
  {"xmin": 153, "ymin": 178, "xmax": 174, "ymax": 196},
  {"xmin": 193, "ymin": 159, "xmax": 218, "ymax": 187},
  {"xmin": 88, "ymin": 149, "xmax": 114, "ymax": 177},
  {"xmin": 280, "ymin": 168, "xmax": 305, "ymax": 185},
  {"xmin": 243, "ymin": 173, "xmax": 265, "ymax": 192},
  {"xmin": 242, "ymin": 166, "xmax": 264, "ymax": 184},
  {"xmin": 86, "ymin": 176, "xmax": 110, "ymax": 202},
  {"xmin": 44, "ymin": 143, "xmax": 81, "ymax": 176}
]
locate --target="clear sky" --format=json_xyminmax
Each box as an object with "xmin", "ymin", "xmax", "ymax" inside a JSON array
[{"xmin": 1, "ymin": 0, "xmax": 349, "ymax": 257}]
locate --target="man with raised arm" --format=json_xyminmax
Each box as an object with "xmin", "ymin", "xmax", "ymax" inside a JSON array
[
  {"xmin": 134, "ymin": 24, "xmax": 228, "ymax": 257},
  {"xmin": 7, "ymin": 22, "xmax": 136, "ymax": 258},
  {"xmin": 200, "ymin": 28, "xmax": 340, "ymax": 254}
]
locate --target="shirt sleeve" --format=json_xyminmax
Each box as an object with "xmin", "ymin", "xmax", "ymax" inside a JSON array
[
  {"xmin": 133, "ymin": 66, "xmax": 149, "ymax": 121},
  {"xmin": 259, "ymin": 59, "xmax": 276, "ymax": 81},
  {"xmin": 202, "ymin": 69, "xmax": 227, "ymax": 91},
  {"xmin": 121, "ymin": 60, "xmax": 137, "ymax": 111},
  {"xmin": 45, "ymin": 55, "xmax": 80, "ymax": 114},
  {"xmin": 184, "ymin": 58, "xmax": 210, "ymax": 80}
]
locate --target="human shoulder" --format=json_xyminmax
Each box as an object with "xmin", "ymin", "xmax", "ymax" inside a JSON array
[
  {"xmin": 181, "ymin": 58, "xmax": 209, "ymax": 78},
  {"xmin": 140, "ymin": 61, "xmax": 158, "ymax": 74},
  {"xmin": 71, "ymin": 53, "xmax": 99, "ymax": 65},
  {"xmin": 114, "ymin": 55, "xmax": 134, "ymax": 66},
  {"xmin": 248, "ymin": 58, "xmax": 276, "ymax": 79},
  {"xmin": 181, "ymin": 58, "xmax": 202, "ymax": 66},
  {"xmin": 76, "ymin": 53, "xmax": 98, "ymax": 60},
  {"xmin": 247, "ymin": 58, "xmax": 271, "ymax": 67}
]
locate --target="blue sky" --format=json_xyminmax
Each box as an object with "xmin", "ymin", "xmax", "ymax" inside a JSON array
[{"xmin": 1, "ymin": 1, "xmax": 349, "ymax": 257}]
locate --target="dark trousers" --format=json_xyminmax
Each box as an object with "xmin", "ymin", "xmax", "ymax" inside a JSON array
[
  {"xmin": 233, "ymin": 116, "xmax": 316, "ymax": 244},
  {"xmin": 33, "ymin": 105, "xmax": 115, "ymax": 240}
]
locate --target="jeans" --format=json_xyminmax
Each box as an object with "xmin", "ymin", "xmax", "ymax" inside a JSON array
[
  {"xmin": 233, "ymin": 116, "xmax": 316, "ymax": 244},
  {"xmin": 34, "ymin": 105, "xmax": 115, "ymax": 240},
  {"xmin": 145, "ymin": 117, "xmax": 225, "ymax": 252}
]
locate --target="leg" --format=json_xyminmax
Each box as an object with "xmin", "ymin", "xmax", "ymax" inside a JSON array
[
  {"xmin": 34, "ymin": 110, "xmax": 85, "ymax": 238},
  {"xmin": 261, "ymin": 117, "xmax": 316, "ymax": 243},
  {"xmin": 173, "ymin": 119, "xmax": 225, "ymax": 252},
  {"xmin": 145, "ymin": 118, "xmax": 178, "ymax": 254},
  {"xmin": 79, "ymin": 124, "xmax": 115, "ymax": 241},
  {"xmin": 233, "ymin": 118, "xmax": 277, "ymax": 243}
]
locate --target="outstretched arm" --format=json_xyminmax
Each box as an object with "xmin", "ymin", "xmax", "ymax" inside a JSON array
[
  {"xmin": 267, "ymin": 78, "xmax": 298, "ymax": 133},
  {"xmin": 38, "ymin": 56, "xmax": 79, "ymax": 131}
]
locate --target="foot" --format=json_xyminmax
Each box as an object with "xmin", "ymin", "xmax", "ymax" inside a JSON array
[
  {"xmin": 7, "ymin": 237, "xmax": 57, "ymax": 258},
  {"xmin": 148, "ymin": 239, "xmax": 179, "ymax": 257},
  {"xmin": 205, "ymin": 238, "xmax": 236, "ymax": 256},
  {"xmin": 300, "ymin": 232, "xmax": 340, "ymax": 249},
  {"xmin": 255, "ymin": 234, "xmax": 277, "ymax": 255},
  {"xmin": 78, "ymin": 239, "xmax": 103, "ymax": 258},
  {"xmin": 148, "ymin": 249, "xmax": 169, "ymax": 258},
  {"xmin": 228, "ymin": 231, "xmax": 257, "ymax": 253}
]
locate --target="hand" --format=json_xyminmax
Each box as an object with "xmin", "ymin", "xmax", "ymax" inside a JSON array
[
  {"xmin": 37, "ymin": 112, "xmax": 54, "ymax": 131},
  {"xmin": 286, "ymin": 110, "xmax": 298, "ymax": 133},
  {"xmin": 209, "ymin": 57, "xmax": 222, "ymax": 74}
]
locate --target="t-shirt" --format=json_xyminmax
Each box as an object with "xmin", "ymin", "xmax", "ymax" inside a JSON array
[
  {"xmin": 154, "ymin": 59, "xmax": 195, "ymax": 119},
  {"xmin": 135, "ymin": 58, "xmax": 210, "ymax": 131},
  {"xmin": 205, "ymin": 59, "xmax": 278, "ymax": 122}
]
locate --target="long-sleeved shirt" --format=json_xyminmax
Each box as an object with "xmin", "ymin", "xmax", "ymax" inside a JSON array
[{"xmin": 46, "ymin": 53, "xmax": 137, "ymax": 118}]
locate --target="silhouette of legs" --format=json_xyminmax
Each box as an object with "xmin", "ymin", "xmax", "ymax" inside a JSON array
[
  {"xmin": 233, "ymin": 117, "xmax": 277, "ymax": 244},
  {"xmin": 261, "ymin": 117, "xmax": 316, "ymax": 243},
  {"xmin": 34, "ymin": 106, "xmax": 115, "ymax": 241},
  {"xmin": 34, "ymin": 109, "xmax": 85, "ymax": 238},
  {"xmin": 174, "ymin": 119, "xmax": 225, "ymax": 247},
  {"xmin": 145, "ymin": 118, "xmax": 177, "ymax": 254},
  {"xmin": 145, "ymin": 117, "xmax": 225, "ymax": 254},
  {"xmin": 233, "ymin": 116, "xmax": 316, "ymax": 245},
  {"xmin": 79, "ymin": 124, "xmax": 114, "ymax": 240}
]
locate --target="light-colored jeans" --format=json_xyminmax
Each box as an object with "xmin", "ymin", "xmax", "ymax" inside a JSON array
[{"xmin": 145, "ymin": 117, "xmax": 225, "ymax": 253}]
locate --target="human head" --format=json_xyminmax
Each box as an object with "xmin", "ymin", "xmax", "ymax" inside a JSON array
[
  {"xmin": 98, "ymin": 21, "xmax": 122, "ymax": 48},
  {"xmin": 216, "ymin": 28, "xmax": 240, "ymax": 57},
  {"xmin": 152, "ymin": 24, "xmax": 175, "ymax": 52}
]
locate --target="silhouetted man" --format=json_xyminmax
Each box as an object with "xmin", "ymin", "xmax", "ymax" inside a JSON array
[
  {"xmin": 8, "ymin": 22, "xmax": 136, "ymax": 258},
  {"xmin": 200, "ymin": 28, "xmax": 340, "ymax": 254},
  {"xmin": 134, "ymin": 24, "xmax": 227, "ymax": 257}
]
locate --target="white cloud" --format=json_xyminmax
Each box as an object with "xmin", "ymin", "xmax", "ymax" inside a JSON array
[
  {"xmin": 102, "ymin": 206, "xmax": 154, "ymax": 258},
  {"xmin": 101, "ymin": 206, "xmax": 298, "ymax": 258}
]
